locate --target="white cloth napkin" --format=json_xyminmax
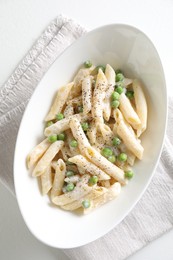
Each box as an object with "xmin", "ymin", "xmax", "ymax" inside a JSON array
[{"xmin": 0, "ymin": 15, "xmax": 173, "ymax": 260}]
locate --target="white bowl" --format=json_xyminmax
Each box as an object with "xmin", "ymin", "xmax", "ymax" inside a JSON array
[{"xmin": 14, "ymin": 24, "xmax": 167, "ymax": 248}]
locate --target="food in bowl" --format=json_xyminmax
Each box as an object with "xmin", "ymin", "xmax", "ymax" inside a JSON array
[{"xmin": 26, "ymin": 61, "xmax": 147, "ymax": 214}]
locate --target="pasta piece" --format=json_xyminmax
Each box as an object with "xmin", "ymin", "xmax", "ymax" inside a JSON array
[
  {"xmin": 66, "ymin": 96, "xmax": 82, "ymax": 105},
  {"xmin": 124, "ymin": 77, "xmax": 133, "ymax": 87},
  {"xmin": 51, "ymin": 159, "xmax": 66, "ymax": 198},
  {"xmin": 119, "ymin": 142, "xmax": 136, "ymax": 166},
  {"xmin": 92, "ymin": 69, "xmax": 108, "ymax": 124},
  {"xmin": 69, "ymin": 67, "xmax": 94, "ymax": 99},
  {"xmin": 32, "ymin": 141, "xmax": 64, "ymax": 177},
  {"xmin": 103, "ymin": 64, "xmax": 115, "ymax": 121},
  {"xmin": 105, "ymin": 64, "xmax": 115, "ymax": 91},
  {"xmin": 66, "ymin": 129, "xmax": 80, "ymax": 156},
  {"xmin": 126, "ymin": 152, "xmax": 136, "ymax": 166},
  {"xmin": 40, "ymin": 165, "xmax": 53, "ymax": 195},
  {"xmin": 87, "ymin": 120, "xmax": 97, "ymax": 145},
  {"xmin": 82, "ymin": 76, "xmax": 92, "ymax": 114},
  {"xmin": 45, "ymin": 82, "xmax": 73, "ymax": 121},
  {"xmin": 64, "ymin": 175, "xmax": 80, "ymax": 184},
  {"xmin": 44, "ymin": 114, "xmax": 89, "ymax": 136},
  {"xmin": 113, "ymin": 109, "xmax": 136, "ymax": 138},
  {"xmin": 63, "ymin": 104, "xmax": 74, "ymax": 118},
  {"xmin": 61, "ymin": 186, "xmax": 108, "ymax": 211},
  {"xmin": 115, "ymin": 113, "xmax": 144, "ymax": 159},
  {"xmin": 84, "ymin": 182, "xmax": 121, "ymax": 214},
  {"xmin": 74, "ymin": 67, "xmax": 94, "ymax": 88},
  {"xmin": 77, "ymin": 166, "xmax": 86, "ymax": 175},
  {"xmin": 99, "ymin": 123, "xmax": 114, "ymax": 145},
  {"xmin": 26, "ymin": 138, "xmax": 50, "ymax": 169},
  {"xmin": 93, "ymin": 134, "xmax": 105, "ymax": 151},
  {"xmin": 100, "ymin": 180, "xmax": 111, "ymax": 188},
  {"xmin": 85, "ymin": 146, "xmax": 126, "ymax": 185},
  {"xmin": 52, "ymin": 175, "xmax": 92, "ymax": 206},
  {"xmin": 60, "ymin": 144, "xmax": 72, "ymax": 161},
  {"xmin": 68, "ymin": 155, "xmax": 110, "ymax": 180},
  {"xmin": 51, "ymin": 160, "xmax": 58, "ymax": 170},
  {"xmin": 70, "ymin": 117, "xmax": 90, "ymax": 155},
  {"xmin": 119, "ymin": 93, "xmax": 141, "ymax": 129},
  {"xmin": 133, "ymin": 79, "xmax": 147, "ymax": 137}
]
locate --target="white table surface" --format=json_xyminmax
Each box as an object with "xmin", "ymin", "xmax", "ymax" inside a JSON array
[{"xmin": 0, "ymin": 0, "xmax": 173, "ymax": 259}]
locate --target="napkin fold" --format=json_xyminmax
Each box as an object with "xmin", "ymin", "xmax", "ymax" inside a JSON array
[{"xmin": 0, "ymin": 15, "xmax": 173, "ymax": 260}]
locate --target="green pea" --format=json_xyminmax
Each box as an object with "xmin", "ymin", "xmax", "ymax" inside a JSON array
[
  {"xmin": 116, "ymin": 73, "xmax": 124, "ymax": 82},
  {"xmin": 126, "ymin": 90, "xmax": 134, "ymax": 99},
  {"xmin": 66, "ymin": 160, "xmax": 75, "ymax": 165},
  {"xmin": 89, "ymin": 175, "xmax": 98, "ymax": 185},
  {"xmin": 46, "ymin": 121, "xmax": 53, "ymax": 127},
  {"xmin": 65, "ymin": 183, "xmax": 75, "ymax": 192},
  {"xmin": 81, "ymin": 122, "xmax": 89, "ymax": 131},
  {"xmin": 118, "ymin": 153, "xmax": 127, "ymax": 162},
  {"xmin": 112, "ymin": 137, "xmax": 121, "ymax": 146},
  {"xmin": 115, "ymin": 86, "xmax": 124, "ymax": 94},
  {"xmin": 96, "ymin": 65, "xmax": 106, "ymax": 73},
  {"xmin": 77, "ymin": 106, "xmax": 83, "ymax": 113},
  {"xmin": 111, "ymin": 91, "xmax": 120, "ymax": 101},
  {"xmin": 107, "ymin": 155, "xmax": 116, "ymax": 163},
  {"xmin": 57, "ymin": 133, "xmax": 66, "ymax": 141},
  {"xmin": 111, "ymin": 100, "xmax": 120, "ymax": 108},
  {"xmin": 125, "ymin": 170, "xmax": 134, "ymax": 179},
  {"xmin": 84, "ymin": 60, "xmax": 92, "ymax": 68},
  {"xmin": 115, "ymin": 69, "xmax": 123, "ymax": 74},
  {"xmin": 101, "ymin": 147, "xmax": 113, "ymax": 158},
  {"xmin": 70, "ymin": 139, "xmax": 78, "ymax": 148},
  {"xmin": 48, "ymin": 135, "xmax": 57, "ymax": 143},
  {"xmin": 56, "ymin": 113, "xmax": 64, "ymax": 121},
  {"xmin": 82, "ymin": 199, "xmax": 91, "ymax": 209},
  {"xmin": 66, "ymin": 170, "xmax": 75, "ymax": 177}
]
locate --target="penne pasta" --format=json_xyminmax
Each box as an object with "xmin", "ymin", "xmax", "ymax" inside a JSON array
[
  {"xmin": 99, "ymin": 123, "xmax": 114, "ymax": 145},
  {"xmin": 51, "ymin": 159, "xmax": 66, "ymax": 198},
  {"xmin": 63, "ymin": 104, "xmax": 74, "ymax": 118},
  {"xmin": 60, "ymin": 144, "xmax": 72, "ymax": 161},
  {"xmin": 66, "ymin": 96, "xmax": 82, "ymax": 105},
  {"xmin": 52, "ymin": 175, "xmax": 92, "ymax": 206},
  {"xmin": 26, "ymin": 138, "xmax": 51, "ymax": 169},
  {"xmin": 61, "ymin": 186, "xmax": 108, "ymax": 211},
  {"xmin": 100, "ymin": 180, "xmax": 111, "ymax": 188},
  {"xmin": 70, "ymin": 117, "xmax": 90, "ymax": 155},
  {"xmin": 103, "ymin": 64, "xmax": 115, "ymax": 121},
  {"xmin": 66, "ymin": 129, "xmax": 80, "ymax": 156},
  {"xmin": 133, "ymin": 79, "xmax": 147, "ymax": 137},
  {"xmin": 69, "ymin": 67, "xmax": 95, "ymax": 99},
  {"xmin": 45, "ymin": 82, "xmax": 73, "ymax": 121},
  {"xmin": 77, "ymin": 165, "xmax": 86, "ymax": 175},
  {"xmin": 119, "ymin": 92, "xmax": 141, "ymax": 129},
  {"xmin": 73, "ymin": 67, "xmax": 94, "ymax": 88},
  {"xmin": 116, "ymin": 113, "xmax": 144, "ymax": 159},
  {"xmin": 83, "ymin": 182, "xmax": 121, "ymax": 214},
  {"xmin": 85, "ymin": 146, "xmax": 126, "ymax": 185},
  {"xmin": 64, "ymin": 175, "xmax": 81, "ymax": 184},
  {"xmin": 32, "ymin": 141, "xmax": 64, "ymax": 177},
  {"xmin": 87, "ymin": 120, "xmax": 97, "ymax": 145},
  {"xmin": 40, "ymin": 165, "xmax": 53, "ymax": 195},
  {"xmin": 68, "ymin": 154, "xmax": 110, "ymax": 180},
  {"xmin": 82, "ymin": 76, "xmax": 92, "ymax": 114},
  {"xmin": 92, "ymin": 69, "xmax": 108, "ymax": 124},
  {"xmin": 44, "ymin": 114, "xmax": 89, "ymax": 136}
]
